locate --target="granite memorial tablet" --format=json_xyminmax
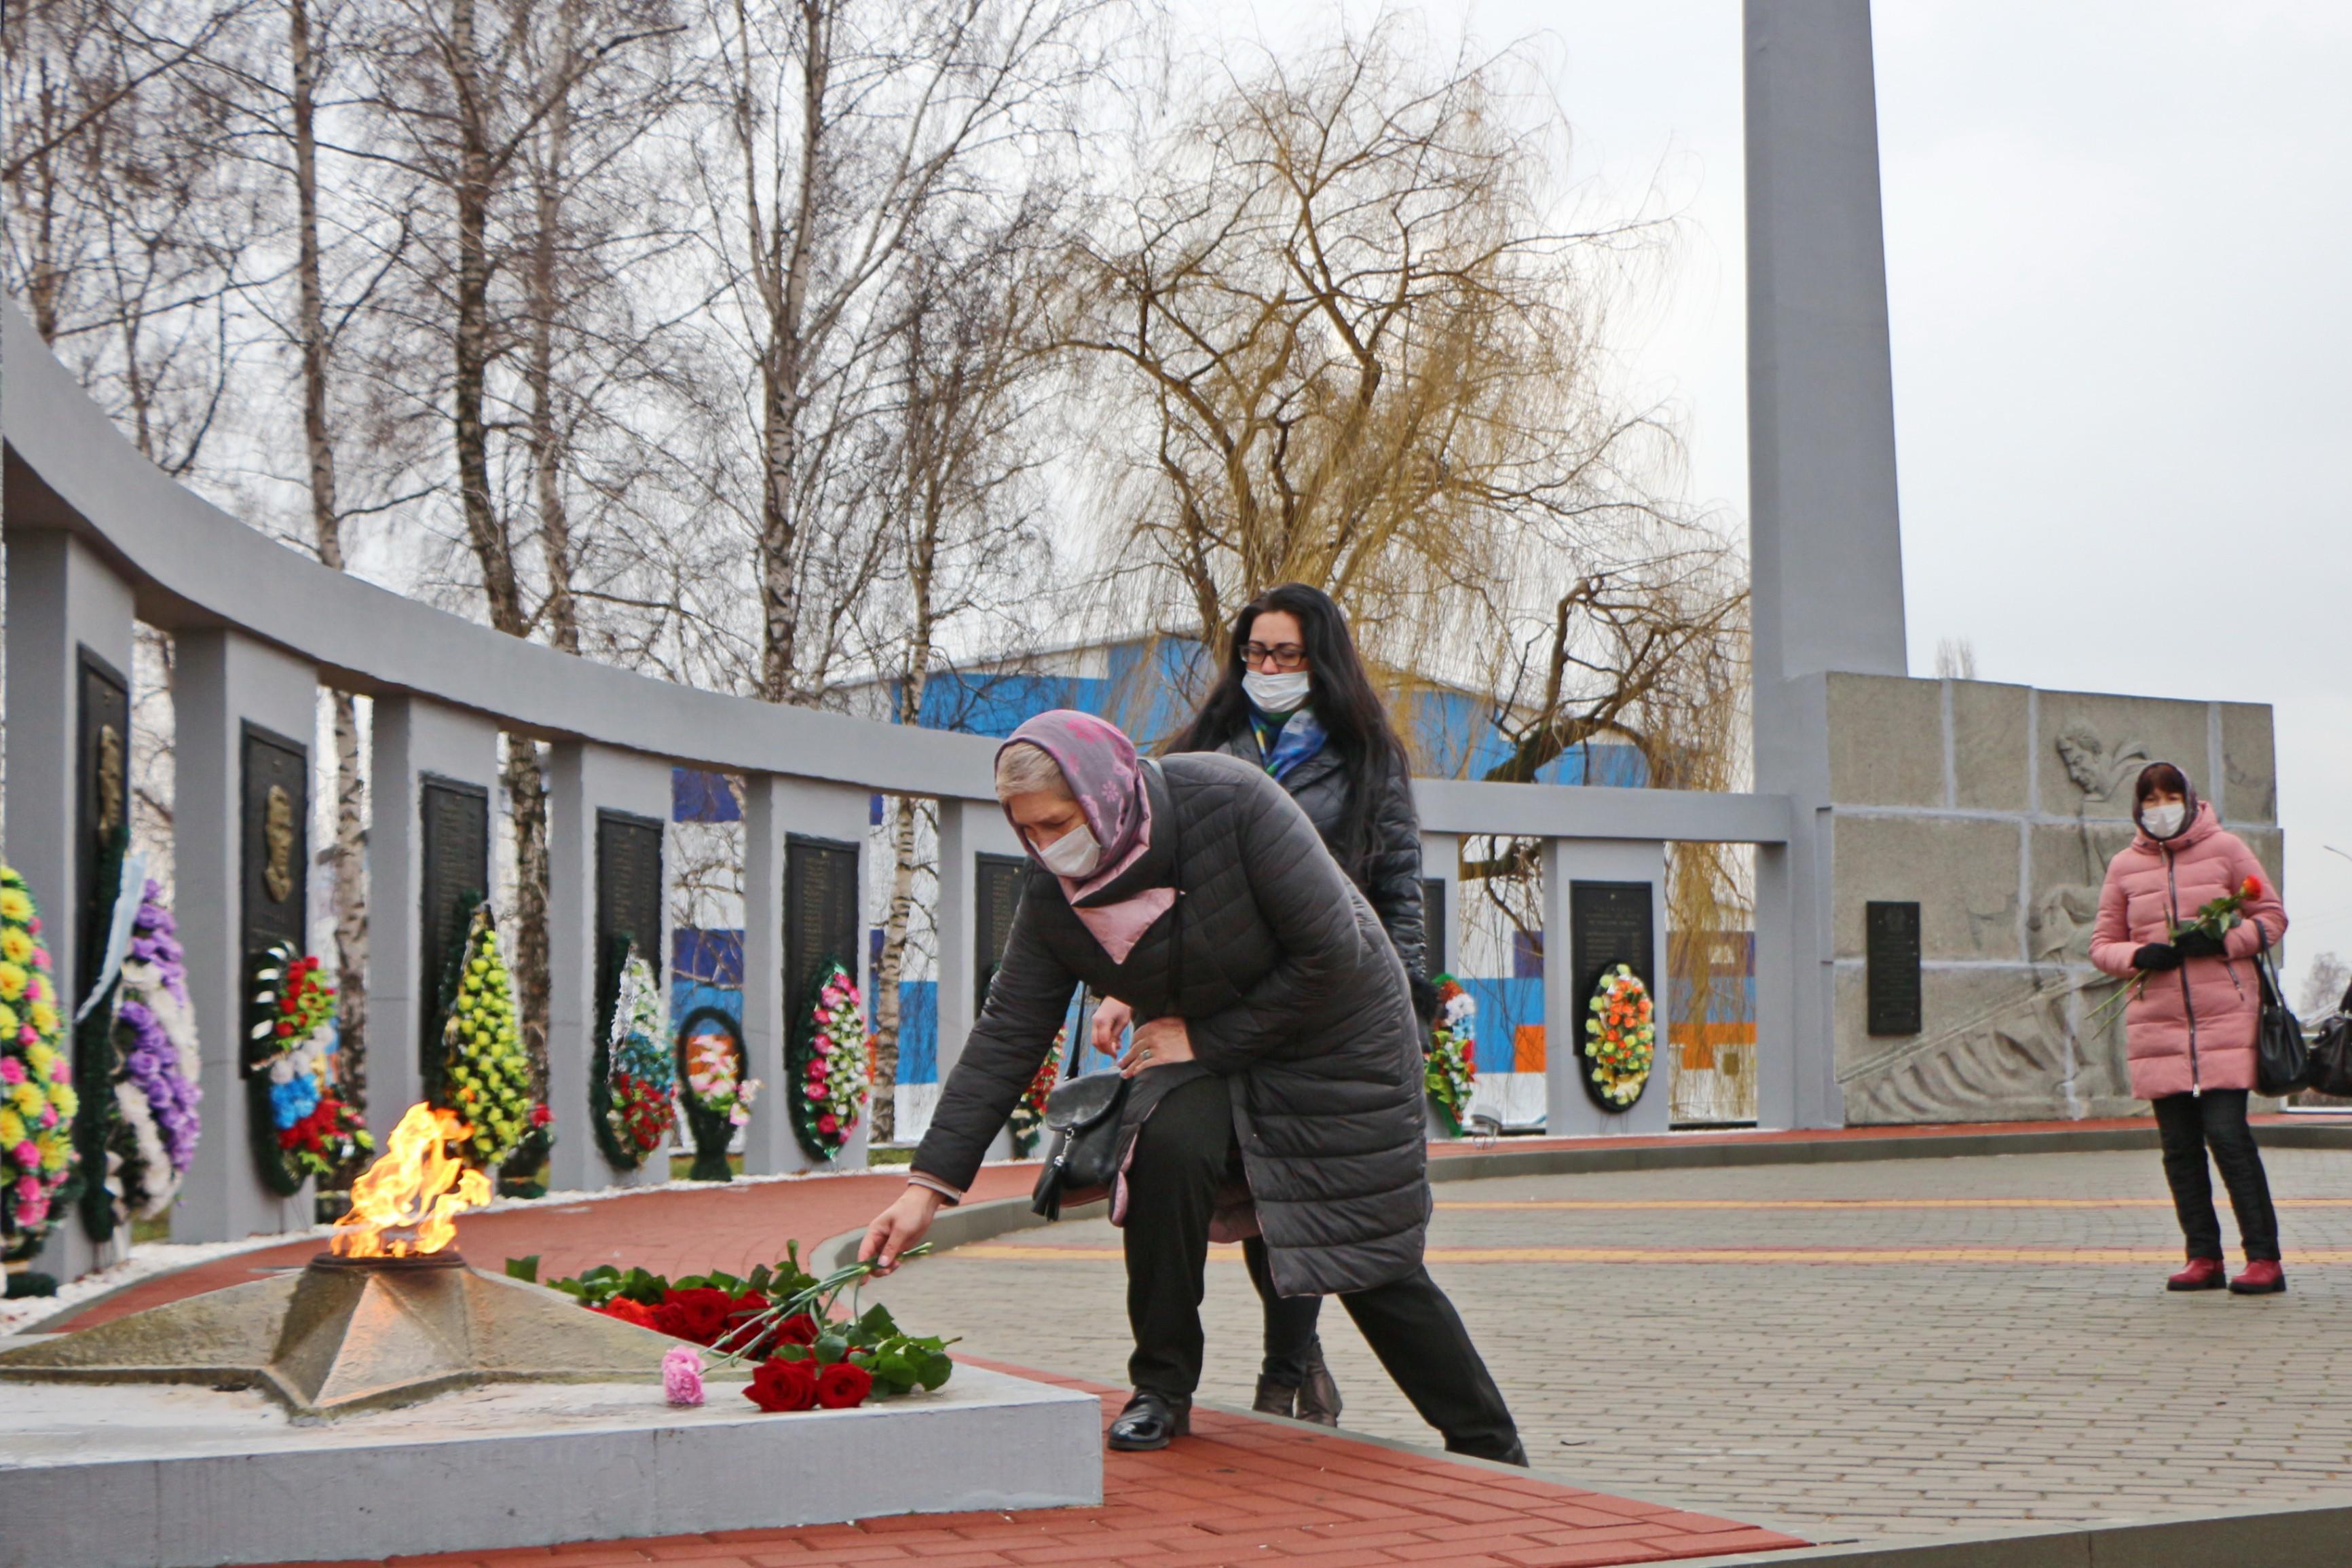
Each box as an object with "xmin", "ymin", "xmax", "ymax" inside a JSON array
[
  {"xmin": 785, "ymin": 835, "xmax": 859, "ymax": 1002},
  {"xmin": 974, "ymin": 852, "xmax": 1028, "ymax": 1012},
  {"xmin": 596, "ymin": 809, "xmax": 665, "ymax": 1028},
  {"xmin": 1865, "ymin": 900, "xmax": 1923, "ymax": 1037},
  {"xmin": 75, "ymin": 647, "xmax": 130, "ymax": 991},
  {"xmin": 1423, "ymin": 876, "xmax": 1449, "ymax": 975},
  {"xmin": 419, "ymin": 776, "xmax": 491, "ymax": 1047},
  {"xmin": 241, "ymin": 723, "xmax": 310, "ymax": 1070},
  {"xmin": 1569, "ymin": 880, "xmax": 1654, "ymax": 1009}
]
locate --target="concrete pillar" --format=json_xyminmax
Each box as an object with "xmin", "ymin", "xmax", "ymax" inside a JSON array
[
  {"xmin": 2, "ymin": 529, "xmax": 135, "ymax": 1277},
  {"xmin": 1541, "ymin": 838, "xmax": 1673, "ymax": 1138},
  {"xmin": 173, "ymin": 629, "xmax": 318, "ymax": 1242},
  {"xmin": 1746, "ymin": 0, "xmax": 1907, "ymax": 1126},
  {"xmin": 740, "ymin": 775, "xmax": 872, "ymax": 1174},
  {"xmin": 545, "ymin": 742, "xmax": 671, "ymax": 1192},
  {"xmin": 365, "ymin": 697, "xmax": 500, "ymax": 1144},
  {"xmin": 935, "ymin": 798, "xmax": 1021, "ymax": 1165}
]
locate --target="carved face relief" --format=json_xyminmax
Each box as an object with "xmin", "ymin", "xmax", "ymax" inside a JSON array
[
  {"xmin": 263, "ymin": 784, "xmax": 297, "ymax": 903},
  {"xmin": 2054, "ymin": 722, "xmax": 2150, "ymax": 803},
  {"xmin": 96, "ymin": 723, "xmax": 125, "ymax": 836}
]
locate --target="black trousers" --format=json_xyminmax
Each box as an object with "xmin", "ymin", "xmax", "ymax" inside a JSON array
[
  {"xmin": 1243, "ymin": 1235, "xmax": 1322, "ymax": 1383},
  {"xmin": 1121, "ymin": 1073, "xmax": 1520, "ymax": 1460},
  {"xmin": 2152, "ymin": 1089, "xmax": 2281, "ymax": 1262}
]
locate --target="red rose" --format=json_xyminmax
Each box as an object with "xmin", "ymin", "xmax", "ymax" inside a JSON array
[
  {"xmin": 593, "ymin": 1296, "xmax": 658, "ymax": 1328},
  {"xmin": 769, "ymin": 1311, "xmax": 821, "ymax": 1347},
  {"xmin": 746, "ymin": 1357, "xmax": 818, "ymax": 1413},
  {"xmin": 2241, "ymin": 874, "xmax": 2262, "ymax": 901},
  {"xmin": 816, "ymin": 1362, "xmax": 873, "ymax": 1409},
  {"xmin": 651, "ymin": 1286, "xmax": 736, "ymax": 1345}
]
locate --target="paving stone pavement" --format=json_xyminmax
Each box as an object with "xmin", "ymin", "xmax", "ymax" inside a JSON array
[{"xmin": 857, "ymin": 1147, "xmax": 2352, "ymax": 1541}]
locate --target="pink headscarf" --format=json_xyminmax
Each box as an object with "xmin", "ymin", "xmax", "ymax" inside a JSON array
[{"xmin": 998, "ymin": 711, "xmax": 1175, "ymax": 963}]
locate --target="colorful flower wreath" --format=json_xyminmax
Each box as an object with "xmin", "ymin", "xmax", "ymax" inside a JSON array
[
  {"xmin": 595, "ymin": 948, "xmax": 674, "ymax": 1168},
  {"xmin": 438, "ymin": 905, "xmax": 542, "ymax": 1171},
  {"xmin": 1007, "ymin": 1032, "xmax": 1063, "ymax": 1159},
  {"xmin": 0, "ymin": 865, "xmax": 75, "ymax": 1249},
  {"xmin": 248, "ymin": 941, "xmax": 369, "ymax": 1191},
  {"xmin": 109, "ymin": 879, "xmax": 202, "ymax": 1221},
  {"xmin": 1581, "ymin": 963, "xmax": 1656, "ymax": 1110},
  {"xmin": 677, "ymin": 1007, "xmax": 759, "ymax": 1181},
  {"xmin": 1424, "ymin": 973, "xmax": 1478, "ymax": 1136},
  {"xmin": 789, "ymin": 960, "xmax": 869, "ymax": 1162}
]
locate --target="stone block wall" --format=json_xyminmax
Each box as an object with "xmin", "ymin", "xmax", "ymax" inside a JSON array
[{"xmin": 1823, "ymin": 674, "xmax": 2282, "ymax": 1124}]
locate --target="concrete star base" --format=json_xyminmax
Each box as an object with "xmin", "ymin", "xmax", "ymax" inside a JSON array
[
  {"xmin": 0, "ymin": 1363, "xmax": 1102, "ymax": 1568},
  {"xmin": 0, "ymin": 1251, "xmax": 732, "ymax": 1417}
]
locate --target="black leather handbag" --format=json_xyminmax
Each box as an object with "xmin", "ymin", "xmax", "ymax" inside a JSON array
[
  {"xmin": 2304, "ymin": 971, "xmax": 2352, "ymax": 1099},
  {"xmin": 2251, "ymin": 922, "xmax": 2312, "ymax": 1098}
]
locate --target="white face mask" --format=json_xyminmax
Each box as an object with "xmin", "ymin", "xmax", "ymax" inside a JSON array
[
  {"xmin": 1034, "ymin": 821, "xmax": 1103, "ymax": 879},
  {"xmin": 1243, "ymin": 669, "xmax": 1313, "ymax": 713},
  {"xmin": 2142, "ymin": 802, "xmax": 2186, "ymax": 838}
]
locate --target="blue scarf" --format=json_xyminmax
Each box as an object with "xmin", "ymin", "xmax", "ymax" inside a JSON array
[{"xmin": 1250, "ymin": 705, "xmax": 1328, "ymax": 782}]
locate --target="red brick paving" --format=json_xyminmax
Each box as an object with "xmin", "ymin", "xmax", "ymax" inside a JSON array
[
  {"xmin": 45, "ymin": 1136, "xmax": 1847, "ymax": 1566},
  {"xmin": 249, "ymin": 1365, "xmax": 1806, "ymax": 1567}
]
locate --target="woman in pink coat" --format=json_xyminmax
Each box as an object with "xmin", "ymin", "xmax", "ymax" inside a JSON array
[{"xmin": 2090, "ymin": 762, "xmax": 2290, "ymax": 1294}]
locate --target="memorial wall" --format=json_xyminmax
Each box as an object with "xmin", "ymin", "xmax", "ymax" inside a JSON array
[{"xmin": 1824, "ymin": 673, "xmax": 2283, "ymax": 1123}]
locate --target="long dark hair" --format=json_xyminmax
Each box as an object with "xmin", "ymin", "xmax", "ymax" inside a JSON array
[{"xmin": 1165, "ymin": 583, "xmax": 1408, "ymax": 876}]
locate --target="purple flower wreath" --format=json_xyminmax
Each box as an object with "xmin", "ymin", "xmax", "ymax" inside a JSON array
[{"xmin": 116, "ymin": 880, "xmax": 202, "ymax": 1187}]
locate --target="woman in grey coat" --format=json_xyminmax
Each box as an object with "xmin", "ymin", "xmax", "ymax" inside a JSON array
[
  {"xmin": 1093, "ymin": 582, "xmax": 1428, "ymax": 1426},
  {"xmin": 859, "ymin": 709, "xmax": 1521, "ymax": 1461}
]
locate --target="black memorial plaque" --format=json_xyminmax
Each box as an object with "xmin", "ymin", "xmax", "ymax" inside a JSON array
[
  {"xmin": 1423, "ymin": 877, "xmax": 1449, "ymax": 976},
  {"xmin": 1569, "ymin": 880, "xmax": 1654, "ymax": 1012},
  {"xmin": 241, "ymin": 724, "xmax": 310, "ymax": 1072},
  {"xmin": 785, "ymin": 836, "xmax": 861, "ymax": 1003},
  {"xmin": 597, "ymin": 809, "xmax": 665, "ymax": 1043},
  {"xmin": 974, "ymin": 853, "xmax": 1029, "ymax": 1012},
  {"xmin": 419, "ymin": 776, "xmax": 491, "ymax": 1049},
  {"xmin": 75, "ymin": 648, "xmax": 131, "ymax": 992},
  {"xmin": 1865, "ymin": 901, "xmax": 1923, "ymax": 1037}
]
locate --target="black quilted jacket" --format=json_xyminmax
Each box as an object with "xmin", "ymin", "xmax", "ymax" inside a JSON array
[
  {"xmin": 1206, "ymin": 724, "xmax": 1426, "ymax": 989},
  {"xmin": 912, "ymin": 753, "xmax": 1430, "ymax": 1296}
]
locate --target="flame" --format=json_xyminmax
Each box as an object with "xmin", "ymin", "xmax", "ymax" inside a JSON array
[{"xmin": 331, "ymin": 1103, "xmax": 492, "ymax": 1258}]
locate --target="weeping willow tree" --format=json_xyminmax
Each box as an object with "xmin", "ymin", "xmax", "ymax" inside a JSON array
[{"xmin": 1062, "ymin": 21, "xmax": 1751, "ymax": 1094}]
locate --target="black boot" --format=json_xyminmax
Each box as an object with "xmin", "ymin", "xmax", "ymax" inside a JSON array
[
  {"xmin": 1252, "ymin": 1376, "xmax": 1298, "ymax": 1418},
  {"xmin": 1294, "ymin": 1339, "xmax": 1342, "ymax": 1427},
  {"xmin": 1108, "ymin": 1389, "xmax": 1192, "ymax": 1451}
]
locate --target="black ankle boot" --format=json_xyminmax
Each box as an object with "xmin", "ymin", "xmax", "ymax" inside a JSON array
[
  {"xmin": 1294, "ymin": 1341, "xmax": 1342, "ymax": 1427},
  {"xmin": 1252, "ymin": 1376, "xmax": 1298, "ymax": 1418},
  {"xmin": 1108, "ymin": 1389, "xmax": 1192, "ymax": 1451}
]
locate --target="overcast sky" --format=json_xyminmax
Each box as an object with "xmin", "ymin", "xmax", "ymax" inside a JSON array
[{"xmin": 1178, "ymin": 0, "xmax": 2350, "ymax": 998}]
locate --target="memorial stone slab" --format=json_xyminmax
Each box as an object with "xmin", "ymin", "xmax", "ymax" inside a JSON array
[
  {"xmin": 785, "ymin": 836, "xmax": 859, "ymax": 1005},
  {"xmin": 974, "ymin": 852, "xmax": 1028, "ymax": 1013},
  {"xmin": 417, "ymin": 777, "xmax": 491, "ymax": 1083},
  {"xmin": 595, "ymin": 808, "xmax": 664, "ymax": 1023},
  {"xmin": 1863, "ymin": 901, "xmax": 1922, "ymax": 1037}
]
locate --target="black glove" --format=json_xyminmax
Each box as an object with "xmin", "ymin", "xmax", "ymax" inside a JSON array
[
  {"xmin": 2171, "ymin": 928, "xmax": 2228, "ymax": 960},
  {"xmin": 1408, "ymin": 972, "xmax": 1442, "ymax": 1026},
  {"xmin": 2133, "ymin": 942, "xmax": 2183, "ymax": 972}
]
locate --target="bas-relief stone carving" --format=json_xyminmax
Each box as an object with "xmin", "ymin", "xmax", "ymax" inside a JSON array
[{"xmin": 2052, "ymin": 721, "xmax": 2150, "ymax": 806}]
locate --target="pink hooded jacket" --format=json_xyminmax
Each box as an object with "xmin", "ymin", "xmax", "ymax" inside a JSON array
[{"xmin": 2089, "ymin": 791, "xmax": 2287, "ymax": 1100}]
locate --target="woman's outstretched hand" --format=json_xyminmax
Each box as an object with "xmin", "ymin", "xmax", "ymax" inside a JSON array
[
  {"xmin": 1120, "ymin": 1016, "xmax": 1195, "ymax": 1078},
  {"xmin": 860, "ymin": 1183, "xmax": 946, "ymax": 1273},
  {"xmin": 1092, "ymin": 996, "xmax": 1134, "ymax": 1053}
]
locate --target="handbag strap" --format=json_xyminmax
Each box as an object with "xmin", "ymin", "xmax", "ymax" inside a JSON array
[{"xmin": 2251, "ymin": 919, "xmax": 2287, "ymax": 1008}]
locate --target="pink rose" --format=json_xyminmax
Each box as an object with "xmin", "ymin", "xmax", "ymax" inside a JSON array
[
  {"xmin": 28, "ymin": 950, "xmax": 47, "ymax": 970},
  {"xmin": 0, "ymin": 1059, "xmax": 23, "ymax": 1085},
  {"xmin": 12, "ymin": 1142, "xmax": 37, "ymax": 1168},
  {"xmin": 817, "ymin": 1113, "xmax": 838, "ymax": 1135},
  {"xmin": 14, "ymin": 1028, "xmax": 31, "ymax": 1046},
  {"xmin": 37, "ymin": 1107, "xmax": 56, "ymax": 1130},
  {"xmin": 12, "ymin": 1175, "xmax": 37, "ymax": 1201},
  {"xmin": 16, "ymin": 1193, "xmax": 46, "ymax": 1225},
  {"xmin": 662, "ymin": 1345, "xmax": 706, "ymax": 1407},
  {"xmin": 24, "ymin": 918, "xmax": 38, "ymax": 935},
  {"xmin": 46, "ymin": 1058, "xmax": 67, "ymax": 1083}
]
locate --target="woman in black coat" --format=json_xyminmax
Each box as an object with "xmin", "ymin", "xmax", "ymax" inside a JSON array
[
  {"xmin": 1093, "ymin": 582, "xmax": 1426, "ymax": 1425},
  {"xmin": 859, "ymin": 709, "xmax": 1520, "ymax": 1461}
]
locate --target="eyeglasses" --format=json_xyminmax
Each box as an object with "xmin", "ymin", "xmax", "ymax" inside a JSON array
[{"xmin": 1241, "ymin": 642, "xmax": 1308, "ymax": 671}]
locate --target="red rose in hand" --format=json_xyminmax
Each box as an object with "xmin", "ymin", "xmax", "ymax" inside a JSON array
[
  {"xmin": 2241, "ymin": 875, "xmax": 2262, "ymax": 901},
  {"xmin": 747, "ymin": 1357, "xmax": 819, "ymax": 1413},
  {"xmin": 816, "ymin": 1362, "xmax": 873, "ymax": 1409}
]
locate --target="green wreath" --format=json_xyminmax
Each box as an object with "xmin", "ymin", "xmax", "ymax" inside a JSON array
[
  {"xmin": 675, "ymin": 1005, "xmax": 752, "ymax": 1182},
  {"xmin": 431, "ymin": 901, "xmax": 536, "ymax": 1171},
  {"xmin": 589, "ymin": 934, "xmax": 673, "ymax": 1170}
]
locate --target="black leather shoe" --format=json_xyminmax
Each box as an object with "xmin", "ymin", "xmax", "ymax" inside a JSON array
[
  {"xmin": 1252, "ymin": 1376, "xmax": 1298, "ymax": 1418},
  {"xmin": 1108, "ymin": 1389, "xmax": 1191, "ymax": 1451},
  {"xmin": 1294, "ymin": 1342, "xmax": 1342, "ymax": 1427}
]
